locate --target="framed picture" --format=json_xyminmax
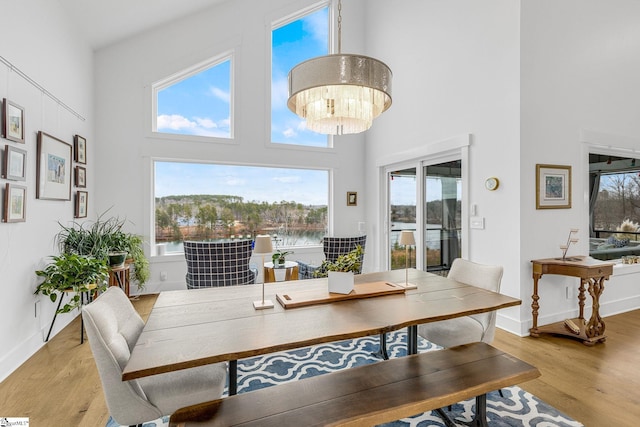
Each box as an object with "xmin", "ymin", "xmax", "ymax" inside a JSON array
[
  {"xmin": 3, "ymin": 183, "xmax": 26, "ymax": 223},
  {"xmin": 75, "ymin": 166, "xmax": 86, "ymax": 188},
  {"xmin": 536, "ymin": 164, "xmax": 571, "ymax": 209},
  {"xmin": 3, "ymin": 144, "xmax": 27, "ymax": 181},
  {"xmin": 347, "ymin": 191, "xmax": 357, "ymax": 206},
  {"xmin": 75, "ymin": 191, "xmax": 88, "ymax": 218},
  {"xmin": 36, "ymin": 131, "xmax": 72, "ymax": 201},
  {"xmin": 2, "ymin": 98, "xmax": 25, "ymax": 143},
  {"xmin": 74, "ymin": 134, "xmax": 86, "ymax": 164}
]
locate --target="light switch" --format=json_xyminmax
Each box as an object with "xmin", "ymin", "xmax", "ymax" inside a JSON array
[{"xmin": 470, "ymin": 216, "xmax": 485, "ymax": 229}]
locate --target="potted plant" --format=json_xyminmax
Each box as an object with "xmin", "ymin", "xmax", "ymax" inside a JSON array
[
  {"xmin": 55, "ymin": 211, "xmax": 150, "ymax": 289},
  {"xmin": 314, "ymin": 245, "xmax": 364, "ymax": 294},
  {"xmin": 272, "ymin": 250, "xmax": 293, "ymax": 267},
  {"xmin": 35, "ymin": 253, "xmax": 109, "ymax": 313}
]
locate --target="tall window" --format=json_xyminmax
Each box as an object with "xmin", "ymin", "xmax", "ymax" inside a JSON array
[
  {"xmin": 271, "ymin": 5, "xmax": 329, "ymax": 147},
  {"xmin": 153, "ymin": 55, "xmax": 232, "ymax": 139},
  {"xmin": 154, "ymin": 161, "xmax": 329, "ymax": 252}
]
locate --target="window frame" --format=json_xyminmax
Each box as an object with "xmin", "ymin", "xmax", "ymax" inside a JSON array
[
  {"xmin": 150, "ymin": 159, "xmax": 331, "ymax": 255},
  {"xmin": 151, "ymin": 51, "xmax": 235, "ymax": 141},
  {"xmin": 268, "ymin": 0, "xmax": 333, "ymax": 149}
]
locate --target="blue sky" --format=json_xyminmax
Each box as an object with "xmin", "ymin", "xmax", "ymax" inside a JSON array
[
  {"xmin": 156, "ymin": 6, "xmax": 328, "ymax": 146},
  {"xmin": 155, "ymin": 162, "xmax": 329, "ymax": 206}
]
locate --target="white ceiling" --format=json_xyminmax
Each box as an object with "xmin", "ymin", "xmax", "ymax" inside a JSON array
[{"xmin": 56, "ymin": 0, "xmax": 229, "ymax": 50}]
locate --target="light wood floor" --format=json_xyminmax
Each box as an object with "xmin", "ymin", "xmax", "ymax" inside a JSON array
[{"xmin": 1, "ymin": 294, "xmax": 638, "ymax": 426}]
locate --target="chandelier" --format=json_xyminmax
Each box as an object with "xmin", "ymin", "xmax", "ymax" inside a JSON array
[{"xmin": 287, "ymin": 0, "xmax": 392, "ymax": 135}]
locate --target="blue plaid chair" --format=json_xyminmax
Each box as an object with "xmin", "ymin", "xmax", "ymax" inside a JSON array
[
  {"xmin": 184, "ymin": 240, "xmax": 258, "ymax": 289},
  {"xmin": 297, "ymin": 236, "xmax": 367, "ymax": 279}
]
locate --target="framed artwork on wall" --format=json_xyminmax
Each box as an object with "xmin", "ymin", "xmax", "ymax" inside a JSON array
[
  {"xmin": 36, "ymin": 131, "xmax": 72, "ymax": 201},
  {"xmin": 536, "ymin": 164, "xmax": 571, "ymax": 209},
  {"xmin": 3, "ymin": 144, "xmax": 27, "ymax": 181},
  {"xmin": 3, "ymin": 183, "xmax": 27, "ymax": 223},
  {"xmin": 75, "ymin": 191, "xmax": 88, "ymax": 218},
  {"xmin": 75, "ymin": 166, "xmax": 86, "ymax": 188},
  {"xmin": 2, "ymin": 98, "xmax": 25, "ymax": 143},
  {"xmin": 74, "ymin": 134, "xmax": 86, "ymax": 164},
  {"xmin": 347, "ymin": 191, "xmax": 357, "ymax": 206}
]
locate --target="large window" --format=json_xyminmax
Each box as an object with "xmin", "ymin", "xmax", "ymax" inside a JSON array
[
  {"xmin": 589, "ymin": 153, "xmax": 640, "ymax": 260},
  {"xmin": 153, "ymin": 55, "xmax": 232, "ymax": 139},
  {"xmin": 271, "ymin": 5, "xmax": 329, "ymax": 147},
  {"xmin": 154, "ymin": 162, "xmax": 328, "ymax": 253}
]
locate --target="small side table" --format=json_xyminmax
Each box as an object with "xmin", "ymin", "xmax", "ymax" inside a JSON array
[
  {"xmin": 264, "ymin": 261, "xmax": 299, "ymax": 283},
  {"xmin": 530, "ymin": 256, "xmax": 614, "ymax": 346},
  {"xmin": 109, "ymin": 265, "xmax": 131, "ymax": 297}
]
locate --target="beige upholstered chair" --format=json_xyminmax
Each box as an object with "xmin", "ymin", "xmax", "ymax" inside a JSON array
[
  {"xmin": 418, "ymin": 258, "xmax": 504, "ymax": 347},
  {"xmin": 82, "ymin": 287, "xmax": 227, "ymax": 427}
]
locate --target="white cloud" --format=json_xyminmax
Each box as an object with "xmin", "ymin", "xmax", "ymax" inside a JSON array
[
  {"xmin": 210, "ymin": 86, "xmax": 230, "ymax": 103},
  {"xmin": 273, "ymin": 175, "xmax": 302, "ymax": 184},
  {"xmin": 303, "ymin": 8, "xmax": 328, "ymax": 47},
  {"xmin": 283, "ymin": 127, "xmax": 297, "ymax": 138},
  {"xmin": 157, "ymin": 114, "xmax": 197, "ymax": 130},
  {"xmin": 194, "ymin": 117, "xmax": 217, "ymax": 129}
]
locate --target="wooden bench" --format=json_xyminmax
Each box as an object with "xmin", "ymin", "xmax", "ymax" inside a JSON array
[{"xmin": 169, "ymin": 342, "xmax": 540, "ymax": 427}]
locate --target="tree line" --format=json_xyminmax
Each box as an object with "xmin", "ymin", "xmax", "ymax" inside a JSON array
[{"xmin": 155, "ymin": 194, "xmax": 327, "ymax": 242}]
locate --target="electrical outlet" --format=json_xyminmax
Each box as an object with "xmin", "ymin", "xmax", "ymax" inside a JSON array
[
  {"xmin": 565, "ymin": 286, "xmax": 572, "ymax": 300},
  {"xmin": 34, "ymin": 300, "xmax": 40, "ymax": 318},
  {"xmin": 160, "ymin": 271, "xmax": 168, "ymax": 281}
]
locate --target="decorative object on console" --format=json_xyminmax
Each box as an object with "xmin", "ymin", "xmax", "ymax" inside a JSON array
[
  {"xmin": 397, "ymin": 230, "xmax": 417, "ymax": 289},
  {"xmin": 287, "ymin": 0, "xmax": 392, "ymax": 135},
  {"xmin": 559, "ymin": 228, "xmax": 579, "ymax": 261},
  {"xmin": 253, "ymin": 235, "xmax": 275, "ymax": 309}
]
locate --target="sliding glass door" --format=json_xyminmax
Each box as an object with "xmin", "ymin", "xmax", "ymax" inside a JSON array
[{"xmin": 387, "ymin": 159, "xmax": 462, "ymax": 274}]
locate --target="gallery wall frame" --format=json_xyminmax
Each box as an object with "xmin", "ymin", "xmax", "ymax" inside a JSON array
[
  {"xmin": 75, "ymin": 190, "xmax": 88, "ymax": 218},
  {"xmin": 36, "ymin": 131, "xmax": 72, "ymax": 201},
  {"xmin": 3, "ymin": 144, "xmax": 27, "ymax": 181},
  {"xmin": 347, "ymin": 191, "xmax": 357, "ymax": 206},
  {"xmin": 74, "ymin": 134, "xmax": 86, "ymax": 164},
  {"xmin": 3, "ymin": 183, "xmax": 26, "ymax": 222},
  {"xmin": 75, "ymin": 165, "xmax": 86, "ymax": 188},
  {"xmin": 2, "ymin": 98, "xmax": 25, "ymax": 143},
  {"xmin": 536, "ymin": 164, "xmax": 572, "ymax": 209}
]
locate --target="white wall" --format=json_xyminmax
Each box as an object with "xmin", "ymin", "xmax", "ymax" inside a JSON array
[
  {"xmin": 0, "ymin": 0, "xmax": 93, "ymax": 381},
  {"xmin": 519, "ymin": 0, "xmax": 640, "ymax": 333},
  {"xmin": 93, "ymin": 0, "xmax": 369, "ymax": 292},
  {"xmin": 363, "ymin": 0, "xmax": 523, "ymax": 328}
]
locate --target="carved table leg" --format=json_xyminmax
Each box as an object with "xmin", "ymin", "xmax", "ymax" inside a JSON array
[
  {"xmin": 578, "ymin": 278, "xmax": 586, "ymax": 321},
  {"xmin": 530, "ymin": 275, "xmax": 540, "ymax": 337},
  {"xmin": 584, "ymin": 276, "xmax": 606, "ymax": 345}
]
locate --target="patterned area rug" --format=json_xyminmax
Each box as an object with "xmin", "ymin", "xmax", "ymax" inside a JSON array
[{"xmin": 107, "ymin": 331, "xmax": 583, "ymax": 427}]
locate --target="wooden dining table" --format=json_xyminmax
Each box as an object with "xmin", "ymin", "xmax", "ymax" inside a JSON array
[{"xmin": 122, "ymin": 269, "xmax": 521, "ymax": 394}]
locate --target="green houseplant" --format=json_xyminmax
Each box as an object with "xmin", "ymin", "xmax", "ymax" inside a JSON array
[
  {"xmin": 272, "ymin": 249, "xmax": 293, "ymax": 266},
  {"xmin": 314, "ymin": 245, "xmax": 364, "ymax": 278},
  {"xmin": 35, "ymin": 253, "xmax": 109, "ymax": 313},
  {"xmin": 55, "ymin": 212, "xmax": 150, "ymax": 289}
]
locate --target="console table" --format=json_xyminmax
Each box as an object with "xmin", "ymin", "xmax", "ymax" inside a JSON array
[{"xmin": 530, "ymin": 256, "xmax": 613, "ymax": 345}]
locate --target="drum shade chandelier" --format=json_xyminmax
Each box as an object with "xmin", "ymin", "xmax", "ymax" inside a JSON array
[{"xmin": 287, "ymin": 0, "xmax": 392, "ymax": 135}]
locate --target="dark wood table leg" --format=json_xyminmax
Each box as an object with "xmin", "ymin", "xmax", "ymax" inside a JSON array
[{"xmin": 229, "ymin": 360, "xmax": 238, "ymax": 395}]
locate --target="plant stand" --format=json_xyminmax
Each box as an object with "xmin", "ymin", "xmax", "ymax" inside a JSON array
[
  {"xmin": 45, "ymin": 284, "xmax": 97, "ymax": 343},
  {"xmin": 109, "ymin": 265, "xmax": 130, "ymax": 297}
]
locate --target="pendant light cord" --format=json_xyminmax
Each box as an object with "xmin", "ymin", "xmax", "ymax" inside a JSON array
[{"xmin": 337, "ymin": 0, "xmax": 342, "ymax": 54}]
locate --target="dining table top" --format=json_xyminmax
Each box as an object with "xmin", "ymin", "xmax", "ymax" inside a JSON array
[{"xmin": 122, "ymin": 268, "xmax": 521, "ymax": 381}]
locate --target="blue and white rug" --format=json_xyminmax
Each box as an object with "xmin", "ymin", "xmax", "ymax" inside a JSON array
[{"xmin": 108, "ymin": 331, "xmax": 583, "ymax": 427}]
